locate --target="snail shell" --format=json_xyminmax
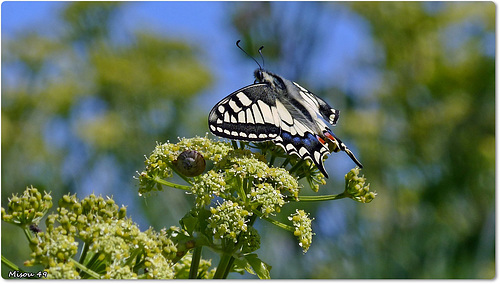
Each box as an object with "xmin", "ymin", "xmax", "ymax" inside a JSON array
[{"xmin": 173, "ymin": 150, "xmax": 206, "ymax": 177}]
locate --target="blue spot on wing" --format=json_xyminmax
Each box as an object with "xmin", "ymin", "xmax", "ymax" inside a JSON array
[
  {"xmin": 292, "ymin": 136, "xmax": 302, "ymax": 145},
  {"xmin": 281, "ymin": 132, "xmax": 292, "ymax": 141},
  {"xmin": 280, "ymin": 131, "xmax": 323, "ymax": 154}
]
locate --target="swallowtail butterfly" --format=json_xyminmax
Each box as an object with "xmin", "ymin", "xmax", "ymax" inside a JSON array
[{"xmin": 208, "ymin": 41, "xmax": 362, "ymax": 178}]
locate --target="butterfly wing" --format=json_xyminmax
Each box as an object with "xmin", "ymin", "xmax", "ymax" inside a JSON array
[
  {"xmin": 270, "ymin": 81, "xmax": 335, "ymax": 177},
  {"xmin": 208, "ymin": 84, "xmax": 282, "ymax": 141},
  {"xmin": 277, "ymin": 81, "xmax": 363, "ymax": 177},
  {"xmin": 273, "ymin": 129, "xmax": 331, "ymax": 177},
  {"xmin": 209, "ymin": 83, "xmax": 331, "ymax": 177},
  {"xmin": 292, "ymin": 82, "xmax": 340, "ymax": 126},
  {"xmin": 209, "ymin": 71, "xmax": 362, "ymax": 179}
]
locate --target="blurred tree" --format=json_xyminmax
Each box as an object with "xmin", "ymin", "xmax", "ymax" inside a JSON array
[
  {"xmin": 230, "ymin": 1, "xmax": 332, "ymax": 80},
  {"xmin": 1, "ymin": 2, "xmax": 212, "ymax": 277},
  {"xmin": 229, "ymin": 1, "xmax": 494, "ymax": 278}
]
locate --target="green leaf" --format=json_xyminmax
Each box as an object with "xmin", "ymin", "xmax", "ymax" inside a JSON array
[
  {"xmin": 197, "ymin": 207, "xmax": 211, "ymax": 234},
  {"xmin": 244, "ymin": 254, "xmax": 272, "ymax": 279},
  {"xmin": 179, "ymin": 211, "xmax": 198, "ymax": 235},
  {"xmin": 231, "ymin": 257, "xmax": 253, "ymax": 275}
]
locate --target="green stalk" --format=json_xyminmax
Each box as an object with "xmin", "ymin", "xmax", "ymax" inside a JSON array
[
  {"xmin": 153, "ymin": 176, "xmax": 192, "ymax": 191},
  {"xmin": 124, "ymin": 248, "xmax": 142, "ymax": 268},
  {"xmin": 252, "ymin": 210, "xmax": 294, "ymax": 232},
  {"xmin": 221, "ymin": 212, "xmax": 259, "ymax": 278},
  {"xmin": 280, "ymin": 157, "xmax": 291, "ymax": 168},
  {"xmin": 69, "ymin": 258, "xmax": 100, "ymax": 279},
  {"xmin": 1, "ymin": 255, "xmax": 21, "ymax": 271},
  {"xmin": 288, "ymin": 159, "xmax": 306, "ymax": 174},
  {"xmin": 232, "ymin": 141, "xmax": 239, "ymax": 149},
  {"xmin": 296, "ymin": 192, "xmax": 347, "ymax": 201},
  {"xmin": 213, "ymin": 252, "xmax": 233, "ymax": 279},
  {"xmin": 189, "ymin": 246, "xmax": 202, "ymax": 279},
  {"xmin": 22, "ymin": 227, "xmax": 34, "ymax": 244},
  {"xmin": 268, "ymin": 152, "xmax": 277, "ymax": 167},
  {"xmin": 214, "ymin": 212, "xmax": 259, "ymax": 279},
  {"xmin": 83, "ymin": 252, "xmax": 101, "ymax": 275},
  {"xmin": 78, "ymin": 242, "xmax": 89, "ymax": 265},
  {"xmin": 236, "ymin": 176, "xmax": 247, "ymax": 203},
  {"xmin": 222, "ymin": 257, "xmax": 235, "ymax": 279}
]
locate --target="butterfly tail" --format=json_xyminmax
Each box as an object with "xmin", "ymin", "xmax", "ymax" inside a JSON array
[
  {"xmin": 324, "ymin": 131, "xmax": 363, "ymax": 168},
  {"xmin": 313, "ymin": 159, "xmax": 329, "ymax": 178}
]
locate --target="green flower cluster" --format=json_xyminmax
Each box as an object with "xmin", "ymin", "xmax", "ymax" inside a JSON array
[
  {"xmin": 1, "ymin": 187, "xmax": 216, "ymax": 279},
  {"xmin": 192, "ymin": 170, "xmax": 226, "ymax": 207},
  {"xmin": 3, "ymin": 134, "xmax": 372, "ymax": 279},
  {"xmin": 1, "ymin": 186, "xmax": 52, "ymax": 226},
  {"xmin": 344, "ymin": 168, "xmax": 376, "ymax": 203},
  {"xmin": 47, "ymin": 193, "xmax": 127, "ymax": 243},
  {"xmin": 208, "ymin": 200, "xmax": 253, "ymax": 243},
  {"xmin": 289, "ymin": 210, "xmax": 314, "ymax": 253},
  {"xmin": 134, "ymin": 135, "xmax": 373, "ymax": 277},
  {"xmin": 138, "ymin": 137, "xmax": 302, "ymax": 251},
  {"xmin": 45, "ymin": 261, "xmax": 80, "ymax": 279},
  {"xmin": 248, "ymin": 183, "xmax": 285, "ymax": 217},
  {"xmin": 137, "ymin": 135, "xmax": 233, "ymax": 195},
  {"xmin": 223, "ymin": 150, "xmax": 300, "ymax": 200}
]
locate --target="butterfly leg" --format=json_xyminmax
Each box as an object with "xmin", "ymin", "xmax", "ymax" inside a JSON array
[{"xmin": 324, "ymin": 131, "xmax": 363, "ymax": 168}]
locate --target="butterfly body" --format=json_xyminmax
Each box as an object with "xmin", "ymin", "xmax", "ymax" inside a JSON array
[{"xmin": 209, "ymin": 69, "xmax": 362, "ymax": 178}]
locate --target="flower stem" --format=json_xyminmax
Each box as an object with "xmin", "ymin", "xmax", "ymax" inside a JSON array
[
  {"xmin": 189, "ymin": 246, "xmax": 202, "ymax": 279},
  {"xmin": 252, "ymin": 210, "xmax": 295, "ymax": 232},
  {"xmin": 213, "ymin": 212, "xmax": 260, "ymax": 279},
  {"xmin": 296, "ymin": 193, "xmax": 347, "ymax": 202},
  {"xmin": 213, "ymin": 252, "xmax": 233, "ymax": 279},
  {"xmin": 22, "ymin": 227, "xmax": 34, "ymax": 244},
  {"xmin": 1, "ymin": 255, "xmax": 21, "ymax": 271},
  {"xmin": 69, "ymin": 258, "xmax": 100, "ymax": 279},
  {"xmin": 280, "ymin": 157, "xmax": 291, "ymax": 168},
  {"xmin": 78, "ymin": 242, "xmax": 89, "ymax": 265},
  {"xmin": 222, "ymin": 257, "xmax": 235, "ymax": 278},
  {"xmin": 153, "ymin": 176, "xmax": 191, "ymax": 191},
  {"xmin": 288, "ymin": 159, "xmax": 305, "ymax": 174},
  {"xmin": 232, "ymin": 140, "xmax": 239, "ymax": 150}
]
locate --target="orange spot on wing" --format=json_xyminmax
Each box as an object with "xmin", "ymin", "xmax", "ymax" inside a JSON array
[
  {"xmin": 316, "ymin": 135, "xmax": 326, "ymax": 145},
  {"xmin": 324, "ymin": 132, "xmax": 336, "ymax": 142}
]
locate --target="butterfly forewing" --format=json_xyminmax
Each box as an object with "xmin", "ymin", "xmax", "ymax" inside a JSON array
[{"xmin": 208, "ymin": 84, "xmax": 281, "ymax": 141}]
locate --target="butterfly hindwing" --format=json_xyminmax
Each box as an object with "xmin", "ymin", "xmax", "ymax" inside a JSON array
[
  {"xmin": 208, "ymin": 84, "xmax": 281, "ymax": 141},
  {"xmin": 274, "ymin": 130, "xmax": 331, "ymax": 177},
  {"xmin": 292, "ymin": 82, "xmax": 340, "ymax": 126}
]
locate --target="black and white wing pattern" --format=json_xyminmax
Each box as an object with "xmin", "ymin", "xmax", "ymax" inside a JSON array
[
  {"xmin": 208, "ymin": 84, "xmax": 281, "ymax": 141},
  {"xmin": 208, "ymin": 69, "xmax": 362, "ymax": 178}
]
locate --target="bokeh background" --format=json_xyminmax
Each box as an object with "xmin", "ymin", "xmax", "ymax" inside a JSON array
[{"xmin": 1, "ymin": 2, "xmax": 495, "ymax": 279}]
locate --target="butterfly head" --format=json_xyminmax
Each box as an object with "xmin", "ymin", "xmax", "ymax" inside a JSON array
[
  {"xmin": 254, "ymin": 69, "xmax": 286, "ymax": 90},
  {"xmin": 253, "ymin": 69, "xmax": 266, "ymax": 83}
]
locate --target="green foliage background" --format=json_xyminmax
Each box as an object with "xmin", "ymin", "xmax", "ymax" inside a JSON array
[{"xmin": 1, "ymin": 2, "xmax": 494, "ymax": 279}]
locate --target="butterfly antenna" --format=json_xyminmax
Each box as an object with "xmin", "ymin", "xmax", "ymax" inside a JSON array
[
  {"xmin": 258, "ymin": 46, "xmax": 265, "ymax": 68},
  {"xmin": 236, "ymin": 40, "xmax": 262, "ymax": 69}
]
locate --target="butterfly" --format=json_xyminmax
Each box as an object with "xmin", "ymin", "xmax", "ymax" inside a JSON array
[{"xmin": 208, "ymin": 41, "xmax": 362, "ymax": 178}]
